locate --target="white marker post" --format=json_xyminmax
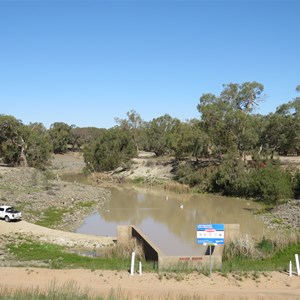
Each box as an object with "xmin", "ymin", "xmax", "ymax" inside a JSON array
[
  {"xmin": 295, "ymin": 254, "xmax": 300, "ymax": 276},
  {"xmin": 130, "ymin": 251, "xmax": 135, "ymax": 276},
  {"xmin": 139, "ymin": 261, "xmax": 142, "ymax": 275},
  {"xmin": 289, "ymin": 261, "xmax": 293, "ymax": 277}
]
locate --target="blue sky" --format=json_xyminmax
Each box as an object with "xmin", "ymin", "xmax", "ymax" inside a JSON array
[{"xmin": 0, "ymin": 0, "xmax": 299, "ymax": 129}]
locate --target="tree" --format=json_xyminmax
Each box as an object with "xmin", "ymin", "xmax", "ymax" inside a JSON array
[
  {"xmin": 69, "ymin": 126, "xmax": 104, "ymax": 151},
  {"xmin": 168, "ymin": 119, "xmax": 209, "ymax": 160},
  {"xmin": 0, "ymin": 116, "xmax": 52, "ymax": 168},
  {"xmin": 197, "ymin": 82, "xmax": 264, "ymax": 159},
  {"xmin": 25, "ymin": 123, "xmax": 53, "ymax": 168},
  {"xmin": 115, "ymin": 110, "xmax": 147, "ymax": 151},
  {"xmin": 49, "ymin": 122, "xmax": 72, "ymax": 154},
  {"xmin": 220, "ymin": 82, "xmax": 264, "ymax": 113},
  {"xmin": 83, "ymin": 127, "xmax": 137, "ymax": 172},
  {"xmin": 0, "ymin": 115, "xmax": 27, "ymax": 166},
  {"xmin": 145, "ymin": 114, "xmax": 178, "ymax": 156}
]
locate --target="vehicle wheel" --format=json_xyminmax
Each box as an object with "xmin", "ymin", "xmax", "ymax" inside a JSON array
[{"xmin": 4, "ymin": 216, "xmax": 10, "ymax": 222}]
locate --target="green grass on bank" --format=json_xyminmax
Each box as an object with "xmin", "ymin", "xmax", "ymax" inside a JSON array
[
  {"xmin": 7, "ymin": 241, "xmax": 156, "ymax": 272},
  {"xmin": 222, "ymin": 242, "xmax": 300, "ymax": 273},
  {"xmin": 8, "ymin": 239, "xmax": 300, "ymax": 274},
  {"xmin": 34, "ymin": 201, "xmax": 96, "ymax": 228},
  {"xmin": 35, "ymin": 208, "xmax": 72, "ymax": 228}
]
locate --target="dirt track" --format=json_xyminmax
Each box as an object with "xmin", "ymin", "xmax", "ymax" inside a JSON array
[
  {"xmin": 0, "ymin": 220, "xmax": 115, "ymax": 249},
  {"xmin": 1, "ymin": 267, "xmax": 300, "ymax": 299}
]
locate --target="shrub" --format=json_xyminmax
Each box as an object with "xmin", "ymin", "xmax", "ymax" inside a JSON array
[
  {"xmin": 209, "ymin": 159, "xmax": 251, "ymax": 197},
  {"xmin": 249, "ymin": 162, "xmax": 293, "ymax": 204}
]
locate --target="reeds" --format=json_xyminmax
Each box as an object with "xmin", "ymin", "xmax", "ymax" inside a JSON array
[{"xmin": 97, "ymin": 238, "xmax": 145, "ymax": 261}]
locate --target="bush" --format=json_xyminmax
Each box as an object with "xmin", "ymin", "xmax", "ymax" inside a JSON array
[
  {"xmin": 249, "ymin": 162, "xmax": 293, "ymax": 204},
  {"xmin": 209, "ymin": 159, "xmax": 251, "ymax": 197},
  {"xmin": 292, "ymin": 171, "xmax": 300, "ymax": 199},
  {"xmin": 175, "ymin": 158, "xmax": 294, "ymax": 204}
]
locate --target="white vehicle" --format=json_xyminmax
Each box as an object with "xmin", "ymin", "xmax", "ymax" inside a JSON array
[{"xmin": 0, "ymin": 205, "xmax": 22, "ymax": 222}]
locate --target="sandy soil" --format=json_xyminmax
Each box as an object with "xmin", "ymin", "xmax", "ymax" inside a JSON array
[
  {"xmin": 0, "ymin": 220, "xmax": 115, "ymax": 249},
  {"xmin": 0, "ymin": 267, "xmax": 300, "ymax": 299}
]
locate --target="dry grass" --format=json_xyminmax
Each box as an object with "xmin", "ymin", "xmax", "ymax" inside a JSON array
[
  {"xmin": 223, "ymin": 234, "xmax": 258, "ymax": 260},
  {"xmin": 163, "ymin": 182, "xmax": 190, "ymax": 194},
  {"xmin": 96, "ymin": 238, "xmax": 145, "ymax": 261}
]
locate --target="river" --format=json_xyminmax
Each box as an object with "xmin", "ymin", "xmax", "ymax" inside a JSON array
[{"xmin": 75, "ymin": 186, "xmax": 268, "ymax": 256}]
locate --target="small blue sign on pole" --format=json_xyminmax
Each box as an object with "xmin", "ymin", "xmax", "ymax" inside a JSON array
[{"xmin": 196, "ymin": 224, "xmax": 224, "ymax": 245}]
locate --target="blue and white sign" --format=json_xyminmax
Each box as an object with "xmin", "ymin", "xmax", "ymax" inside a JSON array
[{"xmin": 197, "ymin": 224, "xmax": 224, "ymax": 245}]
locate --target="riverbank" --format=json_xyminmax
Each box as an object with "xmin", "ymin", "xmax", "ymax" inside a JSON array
[{"xmin": 1, "ymin": 153, "xmax": 300, "ymax": 299}]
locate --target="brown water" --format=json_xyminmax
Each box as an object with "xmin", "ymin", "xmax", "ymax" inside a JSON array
[{"xmin": 76, "ymin": 187, "xmax": 268, "ymax": 256}]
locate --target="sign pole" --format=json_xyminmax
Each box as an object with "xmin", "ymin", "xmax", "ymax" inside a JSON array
[
  {"xmin": 209, "ymin": 245, "xmax": 212, "ymax": 276},
  {"xmin": 197, "ymin": 224, "xmax": 225, "ymax": 275}
]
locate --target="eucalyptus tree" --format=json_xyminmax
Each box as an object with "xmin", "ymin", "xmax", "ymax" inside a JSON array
[
  {"xmin": 49, "ymin": 122, "xmax": 72, "ymax": 154},
  {"xmin": 0, "ymin": 116, "xmax": 52, "ymax": 168},
  {"xmin": 145, "ymin": 114, "xmax": 179, "ymax": 156},
  {"xmin": 25, "ymin": 123, "xmax": 53, "ymax": 168},
  {"xmin": 168, "ymin": 119, "xmax": 209, "ymax": 160},
  {"xmin": 197, "ymin": 82, "xmax": 264, "ymax": 159},
  {"xmin": 83, "ymin": 127, "xmax": 137, "ymax": 172},
  {"xmin": 267, "ymin": 93, "xmax": 300, "ymax": 155},
  {"xmin": 70, "ymin": 126, "xmax": 104, "ymax": 150},
  {"xmin": 115, "ymin": 110, "xmax": 147, "ymax": 151},
  {"xmin": 0, "ymin": 115, "xmax": 27, "ymax": 165}
]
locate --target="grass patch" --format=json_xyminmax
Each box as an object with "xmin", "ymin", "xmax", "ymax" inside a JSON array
[
  {"xmin": 222, "ymin": 242, "xmax": 300, "ymax": 273},
  {"xmin": 76, "ymin": 201, "xmax": 95, "ymax": 208},
  {"xmin": 7, "ymin": 241, "xmax": 155, "ymax": 272},
  {"xmin": 35, "ymin": 207, "xmax": 72, "ymax": 228},
  {"xmin": 0, "ymin": 284, "xmax": 214, "ymax": 300}
]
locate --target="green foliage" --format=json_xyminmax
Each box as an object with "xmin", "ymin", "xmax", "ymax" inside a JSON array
[
  {"xmin": 197, "ymin": 82, "xmax": 264, "ymax": 158},
  {"xmin": 115, "ymin": 110, "xmax": 147, "ymax": 151},
  {"xmin": 209, "ymin": 158, "xmax": 250, "ymax": 197},
  {"xmin": 292, "ymin": 171, "xmax": 300, "ymax": 198},
  {"xmin": 176, "ymin": 158, "xmax": 293, "ymax": 204},
  {"xmin": 145, "ymin": 114, "xmax": 178, "ymax": 156},
  {"xmin": 249, "ymin": 162, "xmax": 293, "ymax": 204},
  {"xmin": 257, "ymin": 237, "xmax": 274, "ymax": 254},
  {"xmin": 25, "ymin": 123, "xmax": 53, "ymax": 169},
  {"xmin": 0, "ymin": 115, "xmax": 52, "ymax": 168},
  {"xmin": 49, "ymin": 122, "xmax": 72, "ymax": 154},
  {"xmin": 83, "ymin": 127, "xmax": 137, "ymax": 172},
  {"xmin": 70, "ymin": 126, "xmax": 104, "ymax": 150},
  {"xmin": 175, "ymin": 163, "xmax": 215, "ymax": 191},
  {"xmin": 0, "ymin": 115, "xmax": 24, "ymax": 165}
]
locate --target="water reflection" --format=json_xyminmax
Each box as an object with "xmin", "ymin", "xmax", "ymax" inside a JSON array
[{"xmin": 76, "ymin": 187, "xmax": 267, "ymax": 255}]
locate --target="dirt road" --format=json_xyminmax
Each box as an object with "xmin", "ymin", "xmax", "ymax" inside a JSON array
[{"xmin": 1, "ymin": 267, "xmax": 300, "ymax": 299}]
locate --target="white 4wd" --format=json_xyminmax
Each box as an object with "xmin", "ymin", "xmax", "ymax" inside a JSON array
[{"xmin": 0, "ymin": 206, "xmax": 22, "ymax": 222}]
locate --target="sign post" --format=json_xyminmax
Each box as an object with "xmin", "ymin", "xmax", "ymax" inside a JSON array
[{"xmin": 197, "ymin": 224, "xmax": 224, "ymax": 275}]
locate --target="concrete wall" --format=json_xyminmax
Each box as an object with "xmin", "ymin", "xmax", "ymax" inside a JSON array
[
  {"xmin": 117, "ymin": 224, "xmax": 240, "ymax": 271},
  {"xmin": 159, "ymin": 254, "xmax": 222, "ymax": 271}
]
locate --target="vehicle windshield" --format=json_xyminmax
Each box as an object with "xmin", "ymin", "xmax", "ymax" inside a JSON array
[{"xmin": 6, "ymin": 207, "xmax": 19, "ymax": 213}]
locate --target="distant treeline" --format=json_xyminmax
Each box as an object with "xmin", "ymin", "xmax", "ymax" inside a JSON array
[{"xmin": 1, "ymin": 82, "xmax": 300, "ymax": 203}]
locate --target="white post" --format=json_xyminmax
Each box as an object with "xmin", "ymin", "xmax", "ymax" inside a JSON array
[
  {"xmin": 130, "ymin": 251, "xmax": 135, "ymax": 276},
  {"xmin": 139, "ymin": 261, "xmax": 142, "ymax": 275},
  {"xmin": 289, "ymin": 260, "xmax": 292, "ymax": 277},
  {"xmin": 295, "ymin": 254, "xmax": 300, "ymax": 276}
]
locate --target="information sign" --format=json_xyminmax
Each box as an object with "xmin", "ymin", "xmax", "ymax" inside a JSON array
[{"xmin": 196, "ymin": 224, "xmax": 224, "ymax": 245}]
